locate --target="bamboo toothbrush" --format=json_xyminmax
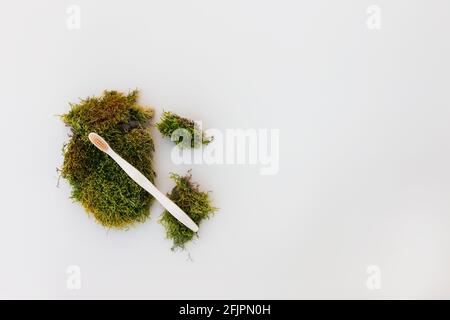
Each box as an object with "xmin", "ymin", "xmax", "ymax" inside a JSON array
[{"xmin": 88, "ymin": 132, "xmax": 199, "ymax": 232}]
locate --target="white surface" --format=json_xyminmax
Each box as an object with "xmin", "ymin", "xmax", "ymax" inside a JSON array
[{"xmin": 1, "ymin": 0, "xmax": 450, "ymax": 299}]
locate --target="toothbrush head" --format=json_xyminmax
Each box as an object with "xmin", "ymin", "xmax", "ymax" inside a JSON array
[{"xmin": 88, "ymin": 132, "xmax": 109, "ymax": 153}]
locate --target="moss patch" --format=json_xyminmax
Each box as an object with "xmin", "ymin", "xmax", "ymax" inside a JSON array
[
  {"xmin": 60, "ymin": 90, "xmax": 156, "ymax": 228},
  {"xmin": 160, "ymin": 172, "xmax": 217, "ymax": 249},
  {"xmin": 156, "ymin": 111, "xmax": 213, "ymax": 148}
]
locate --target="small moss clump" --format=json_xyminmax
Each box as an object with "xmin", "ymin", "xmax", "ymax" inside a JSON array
[
  {"xmin": 160, "ymin": 172, "xmax": 217, "ymax": 249},
  {"xmin": 156, "ymin": 111, "xmax": 213, "ymax": 148},
  {"xmin": 60, "ymin": 90, "xmax": 156, "ymax": 228}
]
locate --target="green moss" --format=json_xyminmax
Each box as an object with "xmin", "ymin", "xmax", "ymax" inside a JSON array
[
  {"xmin": 61, "ymin": 90, "xmax": 156, "ymax": 228},
  {"xmin": 156, "ymin": 111, "xmax": 213, "ymax": 148},
  {"xmin": 160, "ymin": 172, "xmax": 217, "ymax": 249}
]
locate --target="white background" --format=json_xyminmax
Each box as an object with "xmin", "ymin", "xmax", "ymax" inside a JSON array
[{"xmin": 1, "ymin": 0, "xmax": 449, "ymax": 299}]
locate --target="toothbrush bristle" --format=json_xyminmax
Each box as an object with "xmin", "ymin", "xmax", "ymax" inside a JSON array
[{"xmin": 88, "ymin": 132, "xmax": 109, "ymax": 152}]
